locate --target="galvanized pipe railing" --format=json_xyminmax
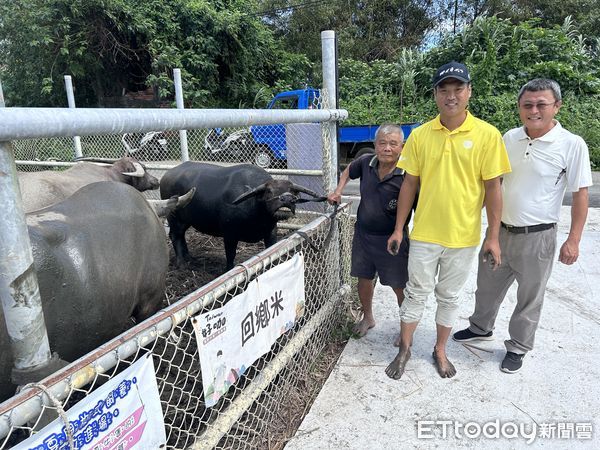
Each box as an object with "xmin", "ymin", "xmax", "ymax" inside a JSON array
[{"xmin": 0, "ymin": 107, "xmax": 347, "ymax": 140}]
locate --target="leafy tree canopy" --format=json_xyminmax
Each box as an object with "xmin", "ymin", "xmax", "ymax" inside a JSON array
[
  {"xmin": 258, "ymin": 0, "xmax": 437, "ymax": 61},
  {"xmin": 0, "ymin": 0, "xmax": 312, "ymax": 107}
]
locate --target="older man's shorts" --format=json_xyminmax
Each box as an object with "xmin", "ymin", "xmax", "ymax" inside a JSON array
[{"xmin": 350, "ymin": 227, "xmax": 409, "ymax": 289}]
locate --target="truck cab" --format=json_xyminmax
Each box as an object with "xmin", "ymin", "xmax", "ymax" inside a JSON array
[
  {"xmin": 250, "ymin": 89, "xmax": 320, "ymax": 168},
  {"xmin": 249, "ymin": 88, "xmax": 418, "ymax": 168}
]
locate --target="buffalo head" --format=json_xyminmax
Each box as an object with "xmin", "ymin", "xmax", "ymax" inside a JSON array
[
  {"xmin": 232, "ymin": 180, "xmax": 321, "ymax": 220},
  {"xmin": 77, "ymin": 156, "xmax": 160, "ymax": 191},
  {"xmin": 115, "ymin": 157, "xmax": 160, "ymax": 191}
]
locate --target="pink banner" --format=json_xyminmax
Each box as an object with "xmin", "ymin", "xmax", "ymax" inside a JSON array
[
  {"xmin": 111, "ymin": 422, "xmax": 148, "ymax": 450},
  {"xmin": 91, "ymin": 406, "xmax": 145, "ymax": 450}
]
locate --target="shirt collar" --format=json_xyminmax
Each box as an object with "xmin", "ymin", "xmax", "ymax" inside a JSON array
[
  {"xmin": 517, "ymin": 120, "xmax": 563, "ymax": 142},
  {"xmin": 432, "ymin": 111, "xmax": 475, "ymax": 132},
  {"xmin": 369, "ymin": 155, "xmax": 405, "ymax": 176}
]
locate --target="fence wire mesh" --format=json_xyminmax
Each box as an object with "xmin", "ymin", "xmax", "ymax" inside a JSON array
[
  {"xmin": 13, "ymin": 119, "xmax": 330, "ymax": 202},
  {"xmin": 13, "ymin": 92, "xmax": 324, "ymax": 173},
  {"xmin": 0, "ymin": 207, "xmax": 353, "ymax": 449},
  {"xmin": 2, "ymin": 107, "xmax": 352, "ymax": 449}
]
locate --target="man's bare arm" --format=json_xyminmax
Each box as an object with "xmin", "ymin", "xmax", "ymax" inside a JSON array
[
  {"xmin": 482, "ymin": 177, "xmax": 503, "ymax": 268},
  {"xmin": 387, "ymin": 173, "xmax": 419, "ymax": 254},
  {"xmin": 559, "ymin": 187, "xmax": 589, "ymax": 265},
  {"xmin": 327, "ymin": 165, "xmax": 351, "ymax": 205}
]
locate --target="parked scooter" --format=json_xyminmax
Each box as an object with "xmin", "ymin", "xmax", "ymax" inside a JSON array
[
  {"xmin": 204, "ymin": 128, "xmax": 254, "ymax": 163},
  {"xmin": 122, "ymin": 131, "xmax": 169, "ymax": 161}
]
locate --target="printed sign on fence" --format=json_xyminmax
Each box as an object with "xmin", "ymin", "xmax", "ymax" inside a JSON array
[
  {"xmin": 16, "ymin": 353, "xmax": 165, "ymax": 450},
  {"xmin": 192, "ymin": 252, "xmax": 305, "ymax": 407}
]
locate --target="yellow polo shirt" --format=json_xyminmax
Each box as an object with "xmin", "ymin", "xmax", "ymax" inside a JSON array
[{"xmin": 398, "ymin": 112, "xmax": 511, "ymax": 247}]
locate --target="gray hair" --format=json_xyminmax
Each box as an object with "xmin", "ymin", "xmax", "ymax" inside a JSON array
[
  {"xmin": 518, "ymin": 79, "xmax": 562, "ymax": 103},
  {"xmin": 375, "ymin": 123, "xmax": 404, "ymax": 142}
]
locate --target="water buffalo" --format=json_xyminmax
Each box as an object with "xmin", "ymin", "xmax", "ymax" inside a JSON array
[
  {"xmin": 18, "ymin": 156, "xmax": 159, "ymax": 213},
  {"xmin": 0, "ymin": 181, "xmax": 186, "ymax": 402},
  {"xmin": 160, "ymin": 162, "xmax": 322, "ymax": 270}
]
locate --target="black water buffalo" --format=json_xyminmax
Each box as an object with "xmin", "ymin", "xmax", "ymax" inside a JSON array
[
  {"xmin": 18, "ymin": 156, "xmax": 159, "ymax": 213},
  {"xmin": 160, "ymin": 162, "xmax": 322, "ymax": 270},
  {"xmin": 0, "ymin": 181, "xmax": 183, "ymax": 401}
]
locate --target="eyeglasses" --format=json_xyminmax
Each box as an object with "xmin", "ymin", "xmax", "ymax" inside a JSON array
[{"xmin": 519, "ymin": 102, "xmax": 557, "ymax": 111}]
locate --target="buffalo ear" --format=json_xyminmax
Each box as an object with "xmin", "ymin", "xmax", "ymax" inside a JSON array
[{"xmin": 232, "ymin": 183, "xmax": 268, "ymax": 204}]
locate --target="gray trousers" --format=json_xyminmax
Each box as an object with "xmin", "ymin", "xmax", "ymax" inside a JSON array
[{"xmin": 469, "ymin": 226, "xmax": 557, "ymax": 354}]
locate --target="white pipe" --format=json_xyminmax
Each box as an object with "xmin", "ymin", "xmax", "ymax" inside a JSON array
[
  {"xmin": 321, "ymin": 30, "xmax": 340, "ymax": 195},
  {"xmin": 0, "ymin": 108, "xmax": 347, "ymax": 141},
  {"xmin": 173, "ymin": 69, "xmax": 190, "ymax": 162},
  {"xmin": 63, "ymin": 76, "xmax": 83, "ymax": 158}
]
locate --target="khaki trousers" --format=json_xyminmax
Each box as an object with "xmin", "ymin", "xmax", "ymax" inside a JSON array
[{"xmin": 469, "ymin": 226, "xmax": 557, "ymax": 354}]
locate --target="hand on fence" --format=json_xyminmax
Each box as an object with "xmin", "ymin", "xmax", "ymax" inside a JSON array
[{"xmin": 327, "ymin": 191, "xmax": 342, "ymax": 205}]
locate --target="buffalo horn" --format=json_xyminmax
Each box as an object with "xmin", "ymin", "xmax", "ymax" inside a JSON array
[
  {"xmin": 122, "ymin": 161, "xmax": 145, "ymax": 178},
  {"xmin": 291, "ymin": 184, "xmax": 321, "ymax": 198},
  {"xmin": 149, "ymin": 187, "xmax": 196, "ymax": 218},
  {"xmin": 232, "ymin": 183, "xmax": 268, "ymax": 204}
]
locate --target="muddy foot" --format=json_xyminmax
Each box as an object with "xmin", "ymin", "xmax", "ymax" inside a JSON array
[
  {"xmin": 385, "ymin": 348, "xmax": 411, "ymax": 380},
  {"xmin": 352, "ymin": 317, "xmax": 375, "ymax": 338},
  {"xmin": 432, "ymin": 349, "xmax": 456, "ymax": 378}
]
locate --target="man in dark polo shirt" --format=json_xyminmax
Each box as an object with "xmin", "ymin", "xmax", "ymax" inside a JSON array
[{"xmin": 328, "ymin": 124, "xmax": 412, "ymax": 345}]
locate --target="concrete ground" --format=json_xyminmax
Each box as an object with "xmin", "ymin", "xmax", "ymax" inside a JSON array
[{"xmin": 286, "ymin": 206, "xmax": 600, "ymax": 449}]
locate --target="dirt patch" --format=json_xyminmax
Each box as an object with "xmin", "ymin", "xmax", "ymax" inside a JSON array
[{"xmin": 164, "ymin": 229, "xmax": 292, "ymax": 303}]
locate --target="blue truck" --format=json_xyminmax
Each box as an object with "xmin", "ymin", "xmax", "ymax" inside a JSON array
[{"xmin": 204, "ymin": 88, "xmax": 419, "ymax": 168}]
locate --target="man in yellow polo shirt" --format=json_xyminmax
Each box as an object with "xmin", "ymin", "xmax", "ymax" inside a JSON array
[{"xmin": 385, "ymin": 61, "xmax": 511, "ymax": 380}]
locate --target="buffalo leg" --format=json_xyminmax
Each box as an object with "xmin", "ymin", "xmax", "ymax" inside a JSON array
[
  {"xmin": 224, "ymin": 237, "xmax": 239, "ymax": 271},
  {"xmin": 264, "ymin": 229, "xmax": 277, "ymax": 249},
  {"xmin": 167, "ymin": 216, "xmax": 191, "ymax": 267}
]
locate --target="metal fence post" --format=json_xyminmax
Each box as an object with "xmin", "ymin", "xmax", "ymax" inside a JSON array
[
  {"xmin": 321, "ymin": 30, "xmax": 339, "ymax": 195},
  {"xmin": 0, "ymin": 79, "xmax": 5, "ymax": 108},
  {"xmin": 173, "ymin": 69, "xmax": 190, "ymax": 161},
  {"xmin": 0, "ymin": 146, "xmax": 61, "ymax": 386},
  {"xmin": 64, "ymin": 75, "xmax": 83, "ymax": 158},
  {"xmin": 320, "ymin": 30, "xmax": 344, "ymax": 289}
]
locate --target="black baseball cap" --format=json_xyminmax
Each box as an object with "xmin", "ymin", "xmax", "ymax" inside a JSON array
[{"xmin": 433, "ymin": 61, "xmax": 471, "ymax": 87}]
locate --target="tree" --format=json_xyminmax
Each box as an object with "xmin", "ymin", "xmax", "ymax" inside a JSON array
[
  {"xmin": 0, "ymin": 0, "xmax": 306, "ymax": 107},
  {"xmin": 258, "ymin": 0, "xmax": 437, "ymax": 62}
]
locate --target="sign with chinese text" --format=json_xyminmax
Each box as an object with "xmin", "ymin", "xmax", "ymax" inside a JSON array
[
  {"xmin": 16, "ymin": 353, "xmax": 165, "ymax": 450},
  {"xmin": 192, "ymin": 253, "xmax": 305, "ymax": 407}
]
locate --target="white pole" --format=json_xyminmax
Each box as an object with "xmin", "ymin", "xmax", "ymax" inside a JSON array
[
  {"xmin": 173, "ymin": 69, "xmax": 190, "ymax": 161},
  {"xmin": 0, "ymin": 79, "xmax": 5, "ymax": 108},
  {"xmin": 64, "ymin": 75, "xmax": 83, "ymax": 158},
  {"xmin": 321, "ymin": 30, "xmax": 339, "ymax": 194}
]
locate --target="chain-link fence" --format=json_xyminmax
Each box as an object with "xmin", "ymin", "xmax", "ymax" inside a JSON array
[
  {"xmin": 0, "ymin": 98, "xmax": 353, "ymax": 448},
  {"xmin": 13, "ymin": 89, "xmax": 324, "ymax": 170},
  {"xmin": 13, "ymin": 120, "xmax": 331, "ymax": 202},
  {"xmin": 0, "ymin": 205, "xmax": 353, "ymax": 449}
]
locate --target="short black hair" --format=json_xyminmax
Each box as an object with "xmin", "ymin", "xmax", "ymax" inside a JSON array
[{"xmin": 518, "ymin": 79, "xmax": 562, "ymax": 102}]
